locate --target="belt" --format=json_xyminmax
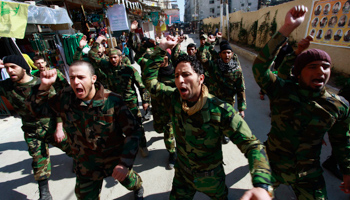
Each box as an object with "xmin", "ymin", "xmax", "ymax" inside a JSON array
[{"xmin": 178, "ymin": 160, "xmax": 222, "ymax": 177}]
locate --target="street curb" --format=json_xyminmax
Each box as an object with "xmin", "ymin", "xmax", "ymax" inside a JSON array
[{"xmin": 230, "ymin": 43, "xmax": 257, "ymax": 63}]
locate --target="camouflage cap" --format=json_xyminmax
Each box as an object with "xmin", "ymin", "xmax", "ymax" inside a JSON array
[
  {"xmin": 200, "ymin": 34, "xmax": 208, "ymax": 40},
  {"xmin": 109, "ymin": 49, "xmax": 122, "ymax": 56}
]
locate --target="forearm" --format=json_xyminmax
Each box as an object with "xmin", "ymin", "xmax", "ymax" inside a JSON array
[
  {"xmin": 207, "ymin": 42, "xmax": 218, "ymax": 60},
  {"xmin": 142, "ymin": 47, "xmax": 167, "ymax": 93},
  {"xmin": 253, "ymin": 32, "xmax": 287, "ymax": 92},
  {"xmin": 28, "ymin": 85, "xmax": 59, "ymax": 118},
  {"xmin": 171, "ymin": 44, "xmax": 182, "ymax": 63},
  {"xmin": 237, "ymin": 90, "xmax": 247, "ymax": 111},
  {"xmin": 247, "ymin": 143, "xmax": 273, "ymax": 186},
  {"xmin": 73, "ymin": 47, "xmax": 83, "ymax": 61},
  {"xmin": 225, "ymin": 114, "xmax": 272, "ymax": 185},
  {"xmin": 118, "ymin": 105, "xmax": 143, "ymax": 168},
  {"xmin": 277, "ymin": 52, "xmax": 297, "ymax": 80},
  {"xmin": 328, "ymin": 122, "xmax": 350, "ymax": 175}
]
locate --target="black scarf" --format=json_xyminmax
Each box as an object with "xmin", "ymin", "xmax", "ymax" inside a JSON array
[
  {"xmin": 159, "ymin": 63, "xmax": 174, "ymax": 76},
  {"xmin": 216, "ymin": 58, "xmax": 239, "ymax": 72}
]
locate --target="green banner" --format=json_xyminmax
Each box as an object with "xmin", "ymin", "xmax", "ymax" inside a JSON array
[{"xmin": 0, "ymin": 1, "xmax": 29, "ymax": 39}]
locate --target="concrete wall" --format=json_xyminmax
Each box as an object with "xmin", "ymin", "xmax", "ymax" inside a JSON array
[{"xmin": 203, "ymin": 0, "xmax": 350, "ymax": 74}]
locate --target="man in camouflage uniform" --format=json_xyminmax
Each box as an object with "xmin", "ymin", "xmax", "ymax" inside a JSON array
[
  {"xmin": 203, "ymin": 40, "xmax": 247, "ymax": 118},
  {"xmin": 75, "ymin": 37, "xmax": 151, "ymax": 157},
  {"xmin": 150, "ymin": 52, "xmax": 177, "ymax": 169},
  {"xmin": 29, "ymin": 61, "xmax": 144, "ymax": 200},
  {"xmin": 129, "ymin": 20, "xmax": 177, "ymax": 165},
  {"xmin": 197, "ymin": 34, "xmax": 212, "ymax": 64},
  {"xmin": 92, "ymin": 48, "xmax": 151, "ymax": 157},
  {"xmin": 128, "ymin": 21, "xmax": 156, "ymax": 73},
  {"xmin": 143, "ymin": 37, "xmax": 273, "ymax": 199},
  {"xmin": 253, "ymin": 6, "xmax": 350, "ymax": 199},
  {"xmin": 1, "ymin": 55, "xmax": 71, "ymax": 200},
  {"xmin": 186, "ymin": 43, "xmax": 197, "ymax": 56},
  {"xmin": 32, "ymin": 55, "xmax": 69, "ymax": 91}
]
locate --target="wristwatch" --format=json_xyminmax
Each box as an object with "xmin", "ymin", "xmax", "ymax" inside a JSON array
[{"xmin": 254, "ymin": 183, "xmax": 274, "ymax": 197}]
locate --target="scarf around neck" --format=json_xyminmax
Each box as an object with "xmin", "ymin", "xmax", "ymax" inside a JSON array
[
  {"xmin": 217, "ymin": 58, "xmax": 239, "ymax": 72},
  {"xmin": 182, "ymin": 84, "xmax": 209, "ymax": 116}
]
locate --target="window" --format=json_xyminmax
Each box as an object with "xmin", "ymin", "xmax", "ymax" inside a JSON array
[
  {"xmin": 210, "ymin": 8, "xmax": 215, "ymax": 13},
  {"xmin": 248, "ymin": 2, "xmax": 252, "ymax": 6},
  {"xmin": 241, "ymin": 3, "xmax": 245, "ymax": 6},
  {"xmin": 210, "ymin": 0, "xmax": 214, "ymax": 4}
]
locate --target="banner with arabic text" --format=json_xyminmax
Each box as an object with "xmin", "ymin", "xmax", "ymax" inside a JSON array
[{"xmin": 107, "ymin": 4, "xmax": 129, "ymax": 31}]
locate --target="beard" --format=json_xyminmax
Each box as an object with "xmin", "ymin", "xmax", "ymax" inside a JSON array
[{"xmin": 11, "ymin": 70, "xmax": 25, "ymax": 82}]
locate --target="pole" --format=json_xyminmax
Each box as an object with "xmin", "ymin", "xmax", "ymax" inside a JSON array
[
  {"xmin": 226, "ymin": 0, "xmax": 229, "ymax": 42},
  {"xmin": 220, "ymin": 0, "xmax": 223, "ymax": 36}
]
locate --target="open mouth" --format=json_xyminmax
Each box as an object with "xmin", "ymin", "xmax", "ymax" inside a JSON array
[
  {"xmin": 312, "ymin": 78, "xmax": 325, "ymax": 87},
  {"xmin": 76, "ymin": 88, "xmax": 84, "ymax": 94},
  {"xmin": 179, "ymin": 87, "xmax": 189, "ymax": 96}
]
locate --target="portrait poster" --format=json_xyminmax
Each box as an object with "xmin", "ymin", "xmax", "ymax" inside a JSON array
[
  {"xmin": 107, "ymin": 4, "xmax": 129, "ymax": 31},
  {"xmin": 307, "ymin": 0, "xmax": 350, "ymax": 48}
]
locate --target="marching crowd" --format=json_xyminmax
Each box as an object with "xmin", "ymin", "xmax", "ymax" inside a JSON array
[{"xmin": 1, "ymin": 5, "xmax": 350, "ymax": 200}]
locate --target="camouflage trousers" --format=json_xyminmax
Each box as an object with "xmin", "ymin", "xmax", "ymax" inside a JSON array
[
  {"xmin": 75, "ymin": 169, "xmax": 143, "ymax": 200},
  {"xmin": 125, "ymin": 100, "xmax": 147, "ymax": 148},
  {"xmin": 24, "ymin": 125, "xmax": 71, "ymax": 181},
  {"xmin": 170, "ymin": 163, "xmax": 228, "ymax": 200},
  {"xmin": 151, "ymin": 99, "xmax": 176, "ymax": 153},
  {"xmin": 269, "ymin": 158, "xmax": 327, "ymax": 199}
]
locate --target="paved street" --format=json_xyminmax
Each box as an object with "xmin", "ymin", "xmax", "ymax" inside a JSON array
[{"xmin": 0, "ymin": 34, "xmax": 348, "ymax": 200}]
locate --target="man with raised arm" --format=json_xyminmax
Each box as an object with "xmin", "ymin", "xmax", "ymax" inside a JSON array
[
  {"xmin": 253, "ymin": 5, "xmax": 350, "ymax": 199},
  {"xmin": 1, "ymin": 55, "xmax": 71, "ymax": 200},
  {"xmin": 29, "ymin": 61, "xmax": 145, "ymax": 200},
  {"xmin": 143, "ymin": 36, "xmax": 273, "ymax": 199}
]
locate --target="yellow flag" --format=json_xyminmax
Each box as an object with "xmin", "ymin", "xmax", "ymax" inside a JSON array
[
  {"xmin": 0, "ymin": 1, "xmax": 29, "ymax": 39},
  {"xmin": 161, "ymin": 23, "xmax": 167, "ymax": 31}
]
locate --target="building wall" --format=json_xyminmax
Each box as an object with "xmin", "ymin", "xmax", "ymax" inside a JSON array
[
  {"xmin": 203, "ymin": 0, "xmax": 350, "ymax": 74},
  {"xmin": 229, "ymin": 0, "xmax": 259, "ymax": 12}
]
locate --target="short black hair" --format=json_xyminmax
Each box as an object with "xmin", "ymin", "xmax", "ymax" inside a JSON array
[
  {"xmin": 33, "ymin": 55, "xmax": 45, "ymax": 62},
  {"xmin": 70, "ymin": 60, "xmax": 95, "ymax": 76},
  {"xmin": 187, "ymin": 43, "xmax": 196, "ymax": 49},
  {"xmin": 174, "ymin": 54, "xmax": 203, "ymax": 75}
]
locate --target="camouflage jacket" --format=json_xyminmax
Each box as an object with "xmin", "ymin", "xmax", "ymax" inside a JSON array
[
  {"xmin": 143, "ymin": 47, "xmax": 272, "ymax": 186},
  {"xmin": 0, "ymin": 76, "xmax": 59, "ymax": 133},
  {"xmin": 28, "ymin": 83, "xmax": 142, "ymax": 180},
  {"xmin": 253, "ymin": 32, "xmax": 350, "ymax": 175},
  {"xmin": 202, "ymin": 55, "xmax": 246, "ymax": 111},
  {"xmin": 128, "ymin": 32, "xmax": 155, "ymax": 72},
  {"xmin": 128, "ymin": 32, "xmax": 146, "ymax": 62},
  {"xmin": 196, "ymin": 42, "xmax": 214, "ymax": 64},
  {"xmin": 121, "ymin": 56, "xmax": 131, "ymax": 66},
  {"xmin": 99, "ymin": 62, "xmax": 150, "ymax": 104},
  {"xmin": 33, "ymin": 68, "xmax": 69, "ymax": 92}
]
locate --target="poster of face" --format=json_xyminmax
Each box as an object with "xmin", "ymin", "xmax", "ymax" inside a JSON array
[{"xmin": 307, "ymin": 0, "xmax": 350, "ymax": 48}]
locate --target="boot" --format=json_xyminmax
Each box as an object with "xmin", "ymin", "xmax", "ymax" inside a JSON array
[
  {"xmin": 134, "ymin": 186, "xmax": 144, "ymax": 200},
  {"xmin": 142, "ymin": 108, "xmax": 152, "ymax": 122},
  {"xmin": 168, "ymin": 152, "xmax": 177, "ymax": 170},
  {"xmin": 38, "ymin": 179, "xmax": 52, "ymax": 200},
  {"xmin": 322, "ymin": 155, "xmax": 343, "ymax": 180}
]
